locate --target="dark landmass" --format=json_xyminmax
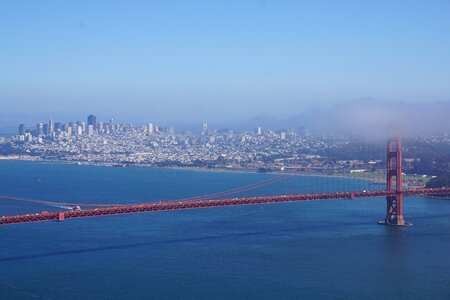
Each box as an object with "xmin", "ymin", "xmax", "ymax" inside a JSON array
[{"xmin": 426, "ymin": 173, "xmax": 450, "ymax": 189}]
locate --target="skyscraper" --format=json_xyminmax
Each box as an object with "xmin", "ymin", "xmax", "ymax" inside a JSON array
[
  {"xmin": 18, "ymin": 124, "xmax": 25, "ymax": 135},
  {"xmin": 43, "ymin": 124, "xmax": 49, "ymax": 136},
  {"xmin": 88, "ymin": 115, "xmax": 97, "ymax": 131},
  {"xmin": 55, "ymin": 122, "xmax": 62, "ymax": 132},
  {"xmin": 36, "ymin": 123, "xmax": 44, "ymax": 136},
  {"xmin": 48, "ymin": 117, "xmax": 54, "ymax": 135}
]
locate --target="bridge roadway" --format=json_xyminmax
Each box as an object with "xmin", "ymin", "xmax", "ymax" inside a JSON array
[{"xmin": 1, "ymin": 188, "xmax": 449, "ymax": 225}]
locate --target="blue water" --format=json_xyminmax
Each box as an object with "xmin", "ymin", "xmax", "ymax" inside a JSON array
[{"xmin": 0, "ymin": 161, "xmax": 449, "ymax": 299}]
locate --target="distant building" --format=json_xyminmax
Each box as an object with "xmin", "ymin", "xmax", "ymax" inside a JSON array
[
  {"xmin": 18, "ymin": 124, "xmax": 25, "ymax": 135},
  {"xmin": 104, "ymin": 123, "xmax": 111, "ymax": 134},
  {"xmin": 88, "ymin": 115, "xmax": 97, "ymax": 131},
  {"xmin": 256, "ymin": 127, "xmax": 262, "ymax": 135},
  {"xmin": 202, "ymin": 122, "xmax": 208, "ymax": 135},
  {"xmin": 36, "ymin": 123, "xmax": 44, "ymax": 136},
  {"xmin": 87, "ymin": 125, "xmax": 94, "ymax": 135},
  {"xmin": 49, "ymin": 117, "xmax": 54, "ymax": 135},
  {"xmin": 25, "ymin": 132, "xmax": 33, "ymax": 142},
  {"xmin": 43, "ymin": 124, "xmax": 49, "ymax": 136},
  {"xmin": 55, "ymin": 122, "xmax": 62, "ymax": 132},
  {"xmin": 350, "ymin": 169, "xmax": 367, "ymax": 173},
  {"xmin": 147, "ymin": 123, "xmax": 154, "ymax": 134}
]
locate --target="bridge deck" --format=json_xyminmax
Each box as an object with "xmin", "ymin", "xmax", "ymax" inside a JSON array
[{"xmin": 1, "ymin": 188, "xmax": 449, "ymax": 225}]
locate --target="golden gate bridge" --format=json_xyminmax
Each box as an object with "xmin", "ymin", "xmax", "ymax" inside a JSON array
[{"xmin": 1, "ymin": 136, "xmax": 449, "ymax": 226}]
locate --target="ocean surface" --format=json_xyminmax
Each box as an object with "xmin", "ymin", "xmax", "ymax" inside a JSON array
[{"xmin": 0, "ymin": 160, "xmax": 449, "ymax": 299}]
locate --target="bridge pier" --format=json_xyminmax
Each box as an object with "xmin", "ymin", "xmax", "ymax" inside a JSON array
[{"xmin": 378, "ymin": 136, "xmax": 412, "ymax": 227}]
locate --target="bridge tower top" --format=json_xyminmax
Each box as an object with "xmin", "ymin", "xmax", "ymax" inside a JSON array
[
  {"xmin": 386, "ymin": 135, "xmax": 403, "ymax": 193},
  {"xmin": 379, "ymin": 135, "xmax": 412, "ymax": 227}
]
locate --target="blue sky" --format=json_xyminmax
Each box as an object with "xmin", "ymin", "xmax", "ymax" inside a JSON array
[{"xmin": 1, "ymin": 0, "xmax": 450, "ymax": 127}]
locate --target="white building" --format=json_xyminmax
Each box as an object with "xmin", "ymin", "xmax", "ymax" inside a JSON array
[{"xmin": 147, "ymin": 123, "xmax": 154, "ymax": 134}]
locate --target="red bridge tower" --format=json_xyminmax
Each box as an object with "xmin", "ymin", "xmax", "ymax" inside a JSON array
[{"xmin": 378, "ymin": 135, "xmax": 412, "ymax": 226}]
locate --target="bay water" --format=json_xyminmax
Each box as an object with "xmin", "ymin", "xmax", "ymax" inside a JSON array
[{"xmin": 0, "ymin": 160, "xmax": 449, "ymax": 299}]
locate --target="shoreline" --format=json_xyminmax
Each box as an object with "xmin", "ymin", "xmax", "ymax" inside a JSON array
[
  {"xmin": 0, "ymin": 155, "xmax": 392, "ymax": 185},
  {"xmin": 0, "ymin": 155, "xmax": 430, "ymax": 188}
]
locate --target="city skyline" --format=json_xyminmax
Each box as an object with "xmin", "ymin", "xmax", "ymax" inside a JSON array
[
  {"xmin": 7, "ymin": 111, "xmax": 448, "ymax": 178},
  {"xmin": 6, "ymin": 97, "xmax": 450, "ymax": 138},
  {"xmin": 15, "ymin": 113, "xmax": 301, "ymax": 139}
]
